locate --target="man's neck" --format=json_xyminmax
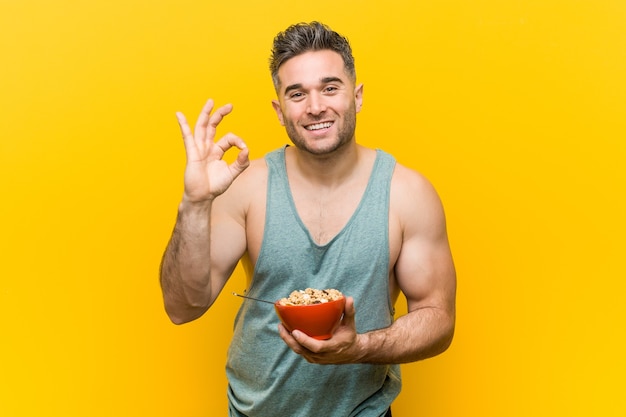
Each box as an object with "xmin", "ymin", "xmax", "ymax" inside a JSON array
[{"xmin": 286, "ymin": 142, "xmax": 365, "ymax": 189}]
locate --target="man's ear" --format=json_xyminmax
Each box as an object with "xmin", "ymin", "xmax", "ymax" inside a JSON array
[
  {"xmin": 355, "ymin": 83, "xmax": 364, "ymax": 113},
  {"xmin": 272, "ymin": 100, "xmax": 285, "ymax": 126}
]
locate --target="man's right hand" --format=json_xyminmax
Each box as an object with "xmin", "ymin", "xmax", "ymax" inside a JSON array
[{"xmin": 176, "ymin": 99, "xmax": 250, "ymax": 204}]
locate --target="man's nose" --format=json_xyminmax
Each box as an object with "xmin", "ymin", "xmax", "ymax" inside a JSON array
[{"xmin": 306, "ymin": 92, "xmax": 326, "ymax": 115}]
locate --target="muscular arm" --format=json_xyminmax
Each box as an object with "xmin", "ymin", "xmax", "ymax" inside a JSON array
[
  {"xmin": 160, "ymin": 201, "xmax": 212, "ymax": 324},
  {"xmin": 359, "ymin": 225, "xmax": 455, "ymax": 363},
  {"xmin": 356, "ymin": 168, "xmax": 456, "ymax": 362},
  {"xmin": 160, "ymin": 199, "xmax": 247, "ymax": 324},
  {"xmin": 280, "ymin": 166, "xmax": 456, "ymax": 364},
  {"xmin": 159, "ymin": 99, "xmax": 249, "ymax": 325}
]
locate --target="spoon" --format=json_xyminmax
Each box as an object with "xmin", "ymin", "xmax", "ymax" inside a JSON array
[{"xmin": 232, "ymin": 292, "xmax": 276, "ymax": 305}]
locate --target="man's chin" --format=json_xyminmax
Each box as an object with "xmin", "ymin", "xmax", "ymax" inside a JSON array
[{"xmin": 293, "ymin": 138, "xmax": 351, "ymax": 156}]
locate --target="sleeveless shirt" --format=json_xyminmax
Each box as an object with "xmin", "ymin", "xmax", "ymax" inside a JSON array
[{"xmin": 226, "ymin": 146, "xmax": 401, "ymax": 417}]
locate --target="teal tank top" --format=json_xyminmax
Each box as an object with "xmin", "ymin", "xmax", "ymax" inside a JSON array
[{"xmin": 226, "ymin": 146, "xmax": 401, "ymax": 417}]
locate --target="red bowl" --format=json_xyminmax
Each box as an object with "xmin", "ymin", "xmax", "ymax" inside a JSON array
[{"xmin": 274, "ymin": 297, "xmax": 346, "ymax": 340}]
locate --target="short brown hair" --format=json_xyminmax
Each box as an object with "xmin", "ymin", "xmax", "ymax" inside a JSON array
[{"xmin": 269, "ymin": 21, "xmax": 356, "ymax": 91}]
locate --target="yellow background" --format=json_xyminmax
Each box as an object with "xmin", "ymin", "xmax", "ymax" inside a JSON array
[{"xmin": 1, "ymin": 0, "xmax": 624, "ymax": 416}]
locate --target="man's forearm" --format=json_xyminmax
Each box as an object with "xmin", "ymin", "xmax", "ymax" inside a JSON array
[
  {"xmin": 160, "ymin": 200, "xmax": 213, "ymax": 324},
  {"xmin": 357, "ymin": 306, "xmax": 455, "ymax": 364}
]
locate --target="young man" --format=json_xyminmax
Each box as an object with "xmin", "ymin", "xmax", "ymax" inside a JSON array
[{"xmin": 160, "ymin": 22, "xmax": 456, "ymax": 417}]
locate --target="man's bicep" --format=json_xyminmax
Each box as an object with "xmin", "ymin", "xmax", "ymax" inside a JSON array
[
  {"xmin": 395, "ymin": 233, "xmax": 456, "ymax": 313},
  {"xmin": 392, "ymin": 173, "xmax": 456, "ymax": 313}
]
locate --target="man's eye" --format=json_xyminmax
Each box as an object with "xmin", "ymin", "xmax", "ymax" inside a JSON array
[{"xmin": 290, "ymin": 92, "xmax": 303, "ymax": 99}]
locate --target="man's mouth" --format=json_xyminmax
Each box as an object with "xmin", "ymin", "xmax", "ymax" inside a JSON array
[{"xmin": 304, "ymin": 121, "xmax": 333, "ymax": 131}]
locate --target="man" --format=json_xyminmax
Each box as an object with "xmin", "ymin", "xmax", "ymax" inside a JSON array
[{"xmin": 160, "ymin": 22, "xmax": 456, "ymax": 417}]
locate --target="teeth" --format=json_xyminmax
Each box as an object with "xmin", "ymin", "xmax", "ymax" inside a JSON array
[{"xmin": 305, "ymin": 122, "xmax": 332, "ymax": 131}]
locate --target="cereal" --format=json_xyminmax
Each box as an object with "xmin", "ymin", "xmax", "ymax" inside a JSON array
[{"xmin": 278, "ymin": 288, "xmax": 343, "ymax": 306}]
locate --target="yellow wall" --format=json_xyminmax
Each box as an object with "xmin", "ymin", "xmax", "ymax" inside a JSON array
[{"xmin": 1, "ymin": 1, "xmax": 624, "ymax": 416}]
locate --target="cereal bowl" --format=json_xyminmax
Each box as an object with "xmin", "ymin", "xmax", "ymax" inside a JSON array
[{"xmin": 274, "ymin": 297, "xmax": 346, "ymax": 340}]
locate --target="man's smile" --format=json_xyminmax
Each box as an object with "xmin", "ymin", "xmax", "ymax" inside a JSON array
[{"xmin": 304, "ymin": 121, "xmax": 333, "ymax": 131}]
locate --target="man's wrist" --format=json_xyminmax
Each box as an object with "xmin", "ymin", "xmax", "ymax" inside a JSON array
[
  {"xmin": 354, "ymin": 329, "xmax": 391, "ymax": 364},
  {"xmin": 179, "ymin": 195, "xmax": 213, "ymax": 213},
  {"xmin": 354, "ymin": 332, "xmax": 373, "ymax": 363}
]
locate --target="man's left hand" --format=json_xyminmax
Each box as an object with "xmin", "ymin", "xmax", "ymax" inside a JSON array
[{"xmin": 278, "ymin": 296, "xmax": 365, "ymax": 364}]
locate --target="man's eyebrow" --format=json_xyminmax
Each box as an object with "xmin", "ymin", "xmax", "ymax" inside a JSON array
[
  {"xmin": 284, "ymin": 83, "xmax": 303, "ymax": 95},
  {"xmin": 321, "ymin": 76, "xmax": 344, "ymax": 85},
  {"xmin": 283, "ymin": 77, "xmax": 346, "ymax": 96}
]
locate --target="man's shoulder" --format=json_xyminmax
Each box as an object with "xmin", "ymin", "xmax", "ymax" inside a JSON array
[
  {"xmin": 215, "ymin": 155, "xmax": 268, "ymax": 211},
  {"xmin": 390, "ymin": 161, "xmax": 432, "ymax": 190},
  {"xmin": 390, "ymin": 161, "xmax": 442, "ymax": 215},
  {"xmin": 232, "ymin": 157, "xmax": 268, "ymax": 191}
]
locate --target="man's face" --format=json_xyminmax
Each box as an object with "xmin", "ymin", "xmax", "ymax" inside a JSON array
[{"xmin": 272, "ymin": 50, "xmax": 363, "ymax": 156}]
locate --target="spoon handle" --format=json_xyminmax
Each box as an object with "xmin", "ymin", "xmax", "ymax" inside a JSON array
[{"xmin": 232, "ymin": 292, "xmax": 275, "ymax": 305}]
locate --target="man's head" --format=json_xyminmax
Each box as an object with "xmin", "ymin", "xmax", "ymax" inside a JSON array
[
  {"xmin": 269, "ymin": 23, "xmax": 363, "ymax": 156},
  {"xmin": 269, "ymin": 22, "xmax": 356, "ymax": 92}
]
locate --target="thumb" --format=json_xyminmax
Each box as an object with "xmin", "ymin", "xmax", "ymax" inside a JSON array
[{"xmin": 342, "ymin": 296, "xmax": 356, "ymax": 326}]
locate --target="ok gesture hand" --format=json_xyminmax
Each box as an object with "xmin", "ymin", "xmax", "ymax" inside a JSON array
[{"xmin": 176, "ymin": 99, "xmax": 250, "ymax": 203}]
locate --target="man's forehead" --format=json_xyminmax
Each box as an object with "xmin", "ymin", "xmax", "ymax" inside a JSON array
[{"xmin": 277, "ymin": 50, "xmax": 350, "ymax": 89}]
